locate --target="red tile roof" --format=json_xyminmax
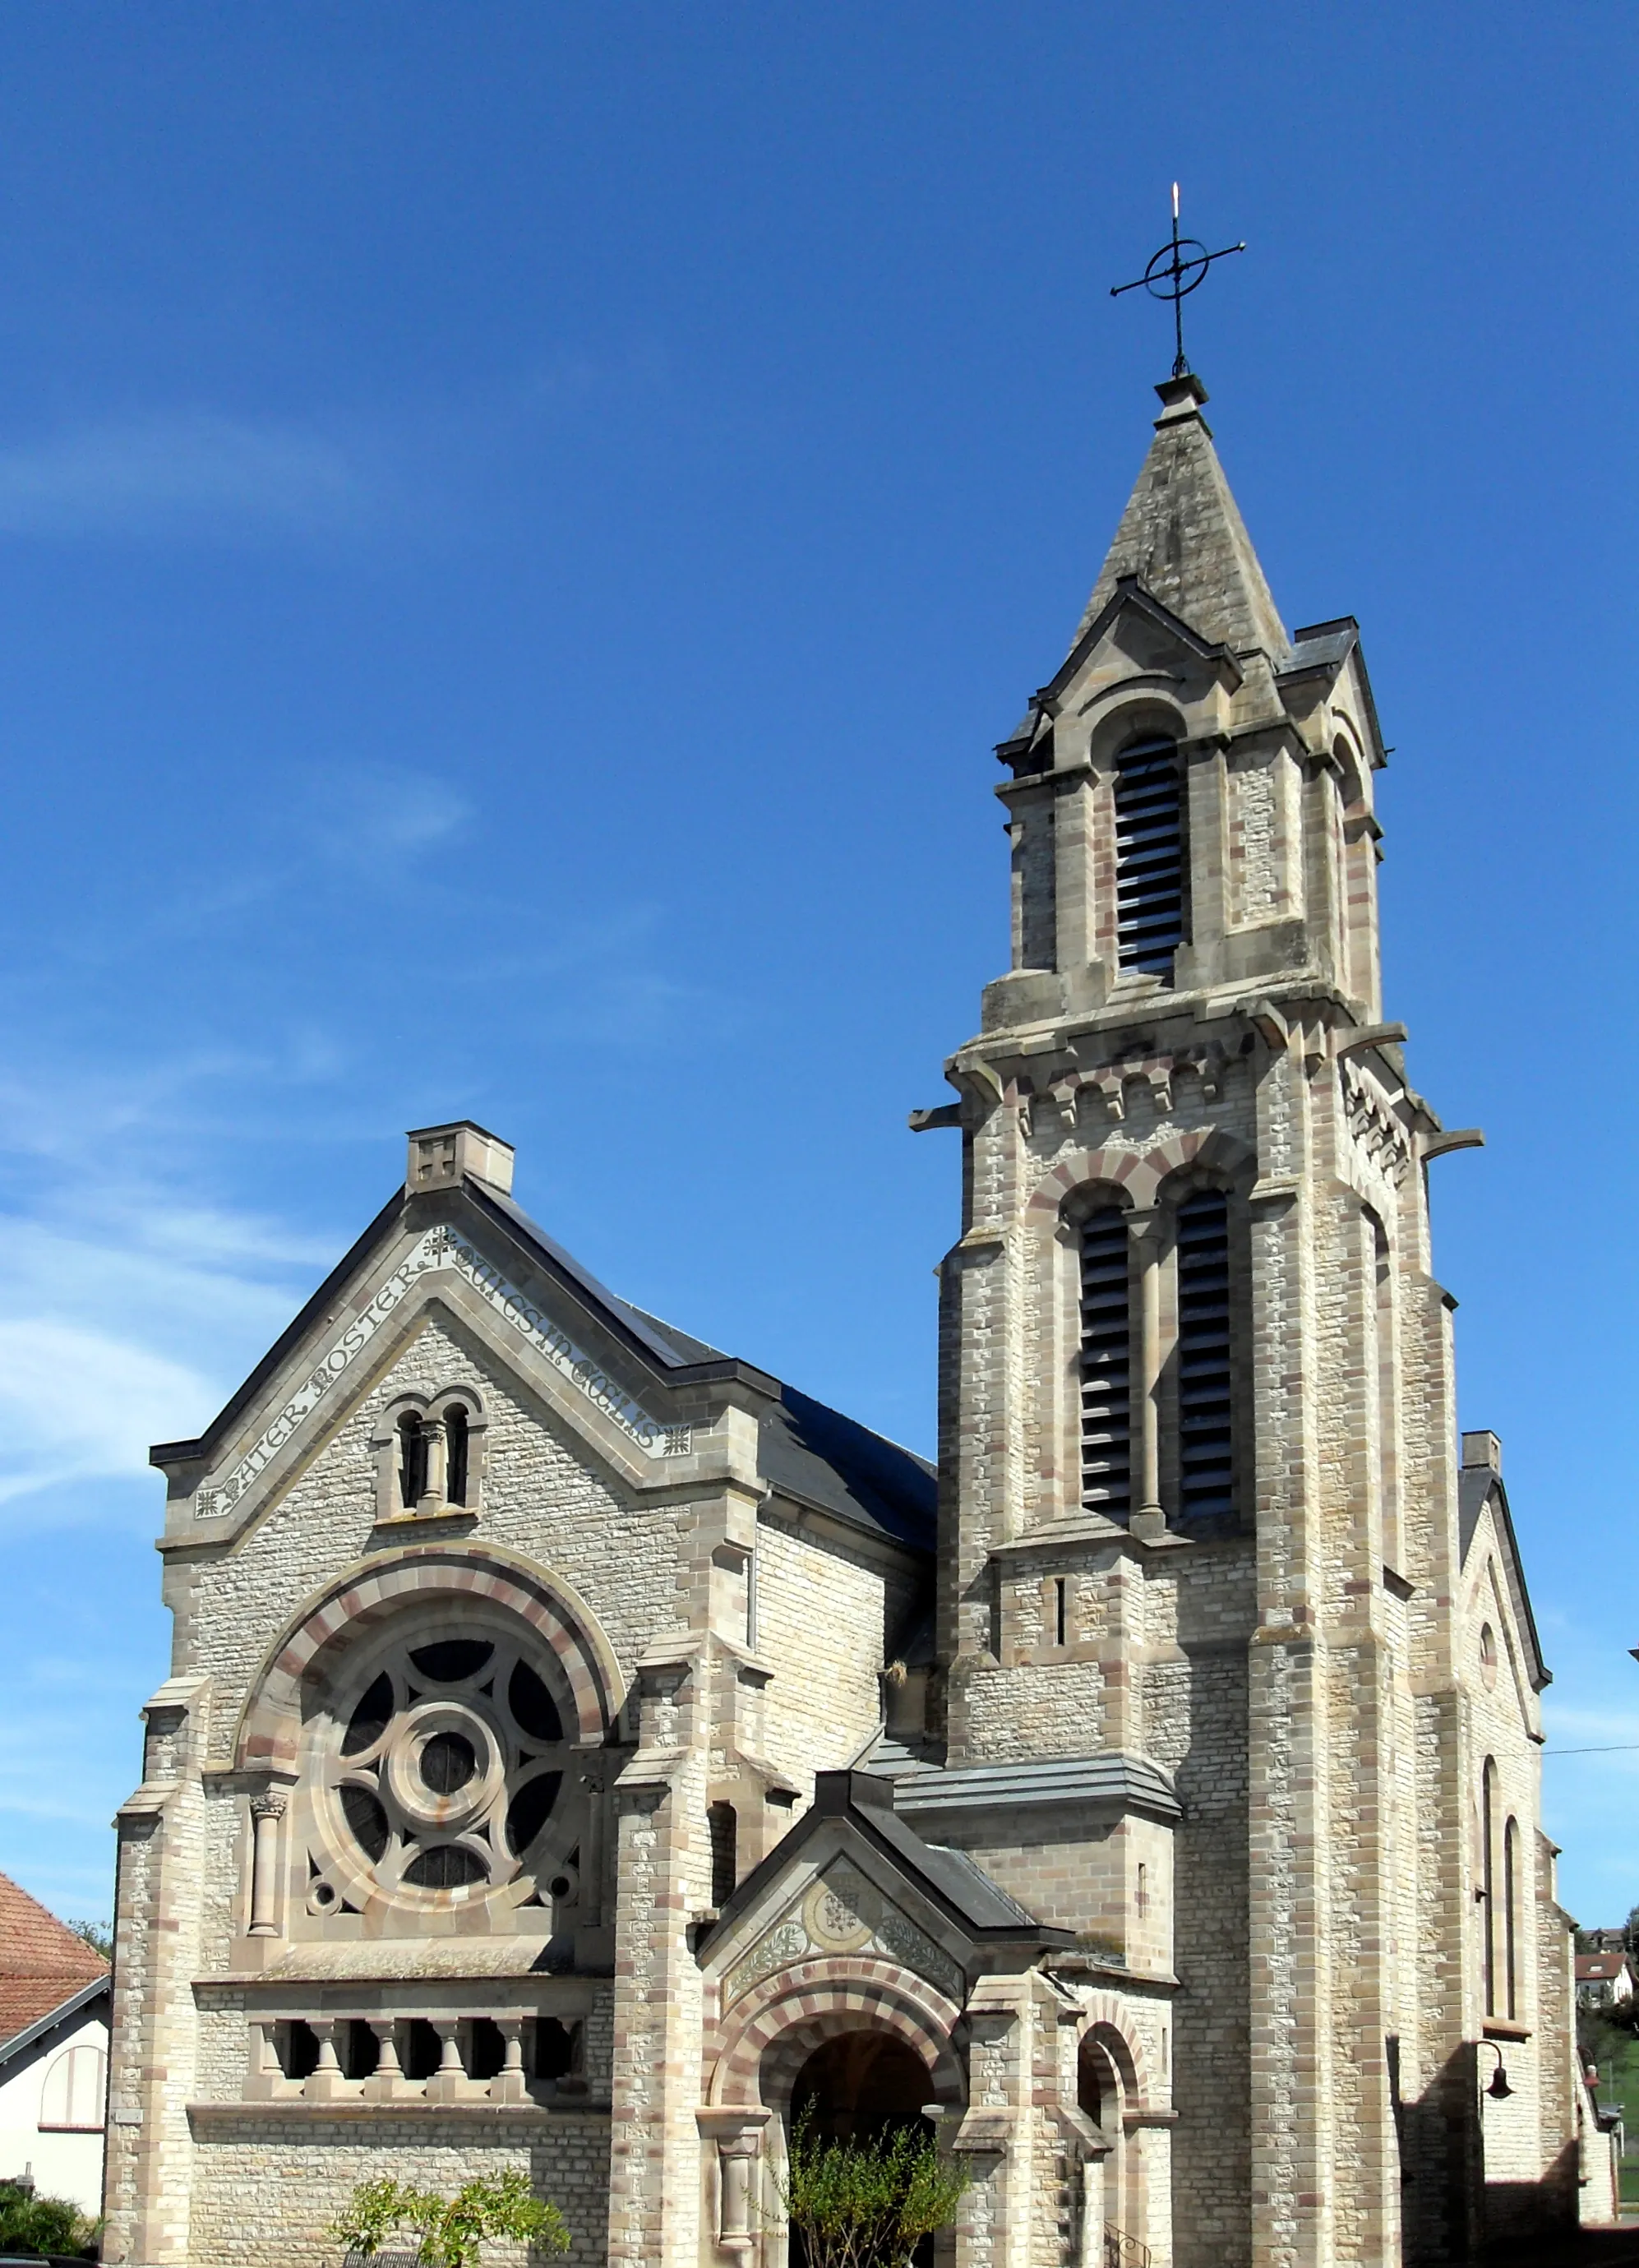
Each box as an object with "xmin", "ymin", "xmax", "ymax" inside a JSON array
[
  {"xmin": 1577, "ymin": 1952, "xmax": 1632, "ymax": 1982},
  {"xmin": 0, "ymin": 1869, "xmax": 108, "ymax": 2048}
]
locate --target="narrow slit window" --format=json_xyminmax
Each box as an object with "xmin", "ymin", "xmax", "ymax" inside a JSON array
[
  {"xmin": 1080, "ymin": 1208, "xmax": 1132, "ymax": 1521},
  {"xmin": 1054, "ymin": 1576, "xmax": 1068, "ymax": 1649},
  {"xmin": 1176, "ymin": 1190, "xmax": 1235, "ymax": 1522},
  {"xmin": 708, "ymin": 1801, "xmax": 738, "ymax": 1910},
  {"xmin": 1115, "ymin": 736, "xmax": 1186, "ymax": 976}
]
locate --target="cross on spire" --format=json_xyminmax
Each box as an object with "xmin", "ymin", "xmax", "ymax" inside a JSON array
[{"xmin": 1110, "ymin": 185, "xmax": 1245, "ymax": 377}]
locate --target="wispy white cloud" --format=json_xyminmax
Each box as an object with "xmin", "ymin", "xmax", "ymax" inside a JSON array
[{"xmin": 0, "ymin": 410, "xmax": 376, "ymax": 540}]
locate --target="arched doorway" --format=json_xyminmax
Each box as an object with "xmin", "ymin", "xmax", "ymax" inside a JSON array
[{"xmin": 786, "ymin": 2030, "xmax": 939, "ymax": 2266}]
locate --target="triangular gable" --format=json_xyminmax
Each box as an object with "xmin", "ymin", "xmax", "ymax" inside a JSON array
[
  {"xmin": 701, "ymin": 1771, "xmax": 1069, "ymax": 2013},
  {"xmin": 150, "ymin": 1141, "xmax": 937, "ymax": 1554},
  {"xmin": 1460, "ymin": 1467, "xmax": 1550, "ymax": 1693}
]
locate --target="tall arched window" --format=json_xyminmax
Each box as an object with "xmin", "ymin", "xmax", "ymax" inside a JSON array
[
  {"xmin": 1370, "ymin": 1217, "xmax": 1401, "ymax": 1567},
  {"xmin": 1176, "ymin": 1190, "xmax": 1235, "ymax": 1522},
  {"xmin": 1481, "ymin": 1758, "xmax": 1499, "ymax": 2016},
  {"xmin": 1114, "ymin": 737, "xmax": 1186, "ymax": 977},
  {"xmin": 445, "ymin": 1403, "xmax": 470, "ymax": 1507},
  {"xmin": 1080, "ymin": 1207, "xmax": 1133, "ymax": 1520},
  {"xmin": 398, "ymin": 1412, "xmax": 428, "ymax": 1512},
  {"xmin": 1503, "ymin": 1816, "xmax": 1520, "ymax": 2020}
]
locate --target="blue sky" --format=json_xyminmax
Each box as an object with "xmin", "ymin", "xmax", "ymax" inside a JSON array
[{"xmin": 0, "ymin": 4, "xmax": 1634, "ymax": 1928}]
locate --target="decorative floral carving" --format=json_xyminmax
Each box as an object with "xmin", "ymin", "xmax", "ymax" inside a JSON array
[{"xmin": 723, "ymin": 1864, "xmax": 963, "ymax": 2007}]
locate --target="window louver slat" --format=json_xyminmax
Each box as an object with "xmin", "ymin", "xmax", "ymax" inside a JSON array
[
  {"xmin": 1115, "ymin": 738, "xmax": 1185, "ymax": 974},
  {"xmin": 1080, "ymin": 1208, "xmax": 1132, "ymax": 1518},
  {"xmin": 1176, "ymin": 1190, "xmax": 1234, "ymax": 1521}
]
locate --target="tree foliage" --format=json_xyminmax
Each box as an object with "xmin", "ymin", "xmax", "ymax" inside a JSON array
[
  {"xmin": 772, "ymin": 2107, "xmax": 967, "ymax": 2268},
  {"xmin": 330, "ymin": 2172, "xmax": 569, "ymax": 2268},
  {"xmin": 0, "ymin": 2180, "xmax": 100, "ymax": 2258}
]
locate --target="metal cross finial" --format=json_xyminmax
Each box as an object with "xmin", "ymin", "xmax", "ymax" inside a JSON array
[{"xmin": 1110, "ymin": 184, "xmax": 1245, "ymax": 378}]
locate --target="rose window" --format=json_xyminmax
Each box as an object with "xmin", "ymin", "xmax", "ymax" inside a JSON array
[{"xmin": 316, "ymin": 1626, "xmax": 576, "ymax": 1902}]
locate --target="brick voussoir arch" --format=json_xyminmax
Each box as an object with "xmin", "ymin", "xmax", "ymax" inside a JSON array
[
  {"xmin": 233, "ymin": 1539, "xmax": 624, "ymax": 1771},
  {"xmin": 709, "ymin": 1956, "xmax": 964, "ymax": 2109},
  {"xmin": 1026, "ymin": 1128, "xmax": 1256, "ymax": 1223}
]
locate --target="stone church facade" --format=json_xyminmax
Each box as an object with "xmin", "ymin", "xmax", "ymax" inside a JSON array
[{"xmin": 104, "ymin": 375, "xmax": 1595, "ymax": 2268}]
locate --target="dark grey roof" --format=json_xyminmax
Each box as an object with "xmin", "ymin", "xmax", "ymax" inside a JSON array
[
  {"xmin": 484, "ymin": 1189, "xmax": 727, "ymax": 1370},
  {"xmin": 1459, "ymin": 1465, "xmax": 1550, "ymax": 1693},
  {"xmin": 760, "ymin": 1388, "xmax": 936, "ymax": 1553},
  {"xmin": 895, "ymin": 1751, "xmax": 1182, "ymax": 1827},
  {"xmin": 154, "ymin": 1169, "xmax": 936, "ymax": 1560},
  {"xmin": 708, "ymin": 1770, "xmax": 1070, "ymax": 1955}
]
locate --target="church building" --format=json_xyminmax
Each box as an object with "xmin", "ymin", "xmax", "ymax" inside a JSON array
[{"xmin": 104, "ymin": 372, "xmax": 1598, "ymax": 2268}]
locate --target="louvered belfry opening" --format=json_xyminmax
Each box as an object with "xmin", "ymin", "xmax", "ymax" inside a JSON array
[
  {"xmin": 1080, "ymin": 1207, "xmax": 1133, "ymax": 1521},
  {"xmin": 1115, "ymin": 736, "xmax": 1186, "ymax": 976},
  {"xmin": 1176, "ymin": 1189, "xmax": 1235, "ymax": 1522}
]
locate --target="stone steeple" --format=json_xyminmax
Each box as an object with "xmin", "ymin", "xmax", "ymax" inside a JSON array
[{"xmin": 1069, "ymin": 373, "xmax": 1288, "ymax": 658}]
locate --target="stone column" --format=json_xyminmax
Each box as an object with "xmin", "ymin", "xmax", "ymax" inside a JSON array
[
  {"xmin": 696, "ymin": 2109, "xmax": 770, "ymax": 2260},
  {"xmin": 425, "ymin": 2020, "xmax": 468, "ymax": 2104},
  {"xmin": 363, "ymin": 2021, "xmax": 409, "ymax": 2102},
  {"xmin": 247, "ymin": 1790, "xmax": 287, "ymax": 1936},
  {"xmin": 420, "ymin": 1418, "xmax": 448, "ymax": 1508},
  {"xmin": 489, "ymin": 2017, "xmax": 527, "ymax": 2104},
  {"xmin": 1128, "ymin": 1209, "xmax": 1167, "ymax": 1540},
  {"xmin": 302, "ymin": 2019, "xmax": 348, "ymax": 2103}
]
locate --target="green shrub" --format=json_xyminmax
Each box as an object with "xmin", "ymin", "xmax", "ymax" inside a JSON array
[
  {"xmin": 330, "ymin": 2172, "xmax": 569, "ymax": 2268},
  {"xmin": 0, "ymin": 2181, "xmax": 100, "ymax": 2259},
  {"xmin": 772, "ymin": 2106, "xmax": 967, "ymax": 2268}
]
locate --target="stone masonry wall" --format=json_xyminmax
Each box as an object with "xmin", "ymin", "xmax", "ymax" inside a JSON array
[{"xmin": 186, "ymin": 2115, "xmax": 610, "ymax": 2268}]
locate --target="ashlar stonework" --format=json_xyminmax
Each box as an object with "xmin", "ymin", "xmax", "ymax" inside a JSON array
[{"xmin": 103, "ymin": 374, "xmax": 1606, "ymax": 2268}]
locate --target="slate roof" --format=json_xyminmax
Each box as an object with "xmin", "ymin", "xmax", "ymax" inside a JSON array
[
  {"xmin": 0, "ymin": 1869, "xmax": 108, "ymax": 2052},
  {"xmin": 153, "ymin": 1170, "xmax": 937, "ymax": 1559},
  {"xmin": 1459, "ymin": 1463, "xmax": 1549, "ymax": 1693},
  {"xmin": 710, "ymin": 1769, "xmax": 1069, "ymax": 1955}
]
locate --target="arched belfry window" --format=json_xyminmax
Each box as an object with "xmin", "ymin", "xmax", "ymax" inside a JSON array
[
  {"xmin": 1115, "ymin": 736, "xmax": 1186, "ymax": 977},
  {"xmin": 1176, "ymin": 1190, "xmax": 1235, "ymax": 1522},
  {"xmin": 1080, "ymin": 1206, "xmax": 1133, "ymax": 1520}
]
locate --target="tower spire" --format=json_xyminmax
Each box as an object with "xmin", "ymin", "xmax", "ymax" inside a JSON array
[{"xmin": 1069, "ymin": 374, "xmax": 1288, "ymax": 659}]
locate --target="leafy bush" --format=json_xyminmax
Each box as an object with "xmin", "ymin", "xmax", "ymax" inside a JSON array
[
  {"xmin": 330, "ymin": 2172, "xmax": 569, "ymax": 2268},
  {"xmin": 0, "ymin": 2180, "xmax": 100, "ymax": 2258},
  {"xmin": 772, "ymin": 2106, "xmax": 967, "ymax": 2268}
]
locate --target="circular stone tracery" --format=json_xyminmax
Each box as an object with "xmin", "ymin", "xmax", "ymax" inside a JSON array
[{"xmin": 314, "ymin": 1621, "xmax": 576, "ymax": 1904}]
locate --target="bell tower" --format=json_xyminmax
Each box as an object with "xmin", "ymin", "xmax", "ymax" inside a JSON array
[{"xmin": 922, "ymin": 372, "xmax": 1507, "ymax": 2266}]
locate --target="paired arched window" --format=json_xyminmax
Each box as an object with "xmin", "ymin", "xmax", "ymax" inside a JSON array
[
  {"xmin": 39, "ymin": 2042, "xmax": 105, "ymax": 2131},
  {"xmin": 1114, "ymin": 736, "xmax": 1186, "ymax": 977},
  {"xmin": 1480, "ymin": 1759, "xmax": 1521, "ymax": 2019},
  {"xmin": 1078, "ymin": 1187, "xmax": 1237, "ymax": 1527},
  {"xmin": 395, "ymin": 1399, "xmax": 477, "ymax": 1513}
]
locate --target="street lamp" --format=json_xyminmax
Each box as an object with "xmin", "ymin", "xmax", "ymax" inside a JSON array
[{"xmin": 1479, "ymin": 2042, "xmax": 1512, "ymax": 2100}]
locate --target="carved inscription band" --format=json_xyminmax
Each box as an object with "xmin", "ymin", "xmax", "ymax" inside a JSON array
[{"xmin": 195, "ymin": 1225, "xmax": 689, "ymax": 1518}]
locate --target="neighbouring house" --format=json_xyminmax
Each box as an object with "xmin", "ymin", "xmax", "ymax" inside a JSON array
[
  {"xmin": 1577, "ymin": 1948, "xmax": 1637, "ymax": 2009},
  {"xmin": 0, "ymin": 1871, "xmax": 110, "ymax": 2215}
]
